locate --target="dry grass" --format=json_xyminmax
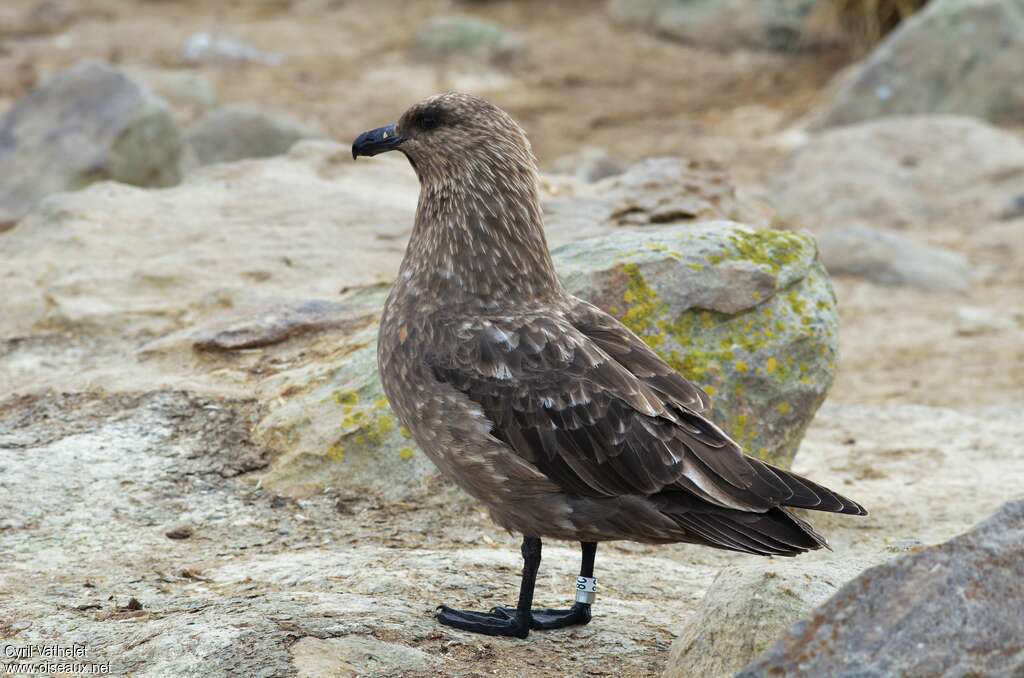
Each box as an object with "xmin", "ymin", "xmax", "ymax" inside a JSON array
[{"xmin": 807, "ymin": 0, "xmax": 931, "ymax": 52}]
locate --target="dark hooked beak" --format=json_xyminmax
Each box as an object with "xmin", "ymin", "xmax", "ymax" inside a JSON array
[{"xmin": 351, "ymin": 124, "xmax": 404, "ymax": 160}]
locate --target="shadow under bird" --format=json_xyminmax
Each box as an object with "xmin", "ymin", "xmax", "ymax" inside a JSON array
[{"xmin": 352, "ymin": 92, "xmax": 866, "ymax": 639}]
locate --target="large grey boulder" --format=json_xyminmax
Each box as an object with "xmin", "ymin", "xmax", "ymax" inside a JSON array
[
  {"xmin": 773, "ymin": 116, "xmax": 1024, "ymax": 229},
  {"xmin": 664, "ymin": 559, "xmax": 872, "ymax": 678},
  {"xmin": 555, "ymin": 222, "xmax": 838, "ymax": 468},
  {"xmin": 815, "ymin": 0, "xmax": 1024, "ymax": 128},
  {"xmin": 741, "ymin": 500, "xmax": 1024, "ymax": 677},
  {"xmin": 185, "ymin": 104, "xmax": 324, "ymax": 166},
  {"xmin": 609, "ymin": 0, "xmax": 824, "ymax": 52},
  {"xmin": 817, "ymin": 224, "xmax": 971, "ymax": 291},
  {"xmin": 0, "ymin": 60, "xmax": 183, "ymax": 229}
]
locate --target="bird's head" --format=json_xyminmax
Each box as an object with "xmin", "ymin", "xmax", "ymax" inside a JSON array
[{"xmin": 351, "ymin": 92, "xmax": 535, "ymax": 184}]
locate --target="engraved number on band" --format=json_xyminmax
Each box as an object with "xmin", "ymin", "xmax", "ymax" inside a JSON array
[
  {"xmin": 575, "ymin": 576, "xmax": 597, "ymax": 604},
  {"xmin": 576, "ymin": 576, "xmax": 597, "ymax": 592}
]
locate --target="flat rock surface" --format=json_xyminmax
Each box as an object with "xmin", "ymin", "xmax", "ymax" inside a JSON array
[
  {"xmin": 0, "ymin": 141, "xmax": 417, "ymax": 337},
  {"xmin": 3, "ymin": 393, "xmax": 1022, "ymax": 676}
]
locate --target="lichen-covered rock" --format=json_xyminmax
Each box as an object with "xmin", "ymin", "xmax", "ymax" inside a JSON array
[
  {"xmin": 0, "ymin": 60, "xmax": 183, "ymax": 228},
  {"xmin": 185, "ymin": 104, "xmax": 324, "ymax": 166},
  {"xmin": 740, "ymin": 500, "xmax": 1024, "ymax": 678},
  {"xmin": 257, "ymin": 326, "xmax": 437, "ymax": 500},
  {"xmin": 813, "ymin": 0, "xmax": 1024, "ymax": 128},
  {"xmin": 608, "ymin": 0, "xmax": 825, "ymax": 52},
  {"xmin": 663, "ymin": 559, "xmax": 872, "ymax": 678},
  {"xmin": 553, "ymin": 222, "xmax": 838, "ymax": 468},
  {"xmin": 413, "ymin": 15, "xmax": 524, "ymax": 67}
]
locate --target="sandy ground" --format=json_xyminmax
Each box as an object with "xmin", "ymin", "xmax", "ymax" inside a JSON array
[{"xmin": 2, "ymin": 1, "xmax": 1023, "ymax": 677}]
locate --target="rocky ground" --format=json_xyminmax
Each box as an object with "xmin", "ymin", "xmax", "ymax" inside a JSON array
[{"xmin": 2, "ymin": 1, "xmax": 1023, "ymax": 677}]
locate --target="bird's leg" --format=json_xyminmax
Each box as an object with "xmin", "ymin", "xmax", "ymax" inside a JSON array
[
  {"xmin": 435, "ymin": 536, "xmax": 540, "ymax": 638},
  {"xmin": 493, "ymin": 541, "xmax": 596, "ymax": 630}
]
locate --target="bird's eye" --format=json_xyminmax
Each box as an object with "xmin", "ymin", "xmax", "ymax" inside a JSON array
[{"xmin": 419, "ymin": 114, "xmax": 439, "ymax": 131}]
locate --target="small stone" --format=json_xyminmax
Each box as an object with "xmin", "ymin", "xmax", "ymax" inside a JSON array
[
  {"xmin": 165, "ymin": 525, "xmax": 193, "ymax": 540},
  {"xmin": 608, "ymin": 0, "xmax": 826, "ymax": 52},
  {"xmin": 181, "ymin": 32, "xmax": 284, "ymax": 67},
  {"xmin": 954, "ymin": 305, "xmax": 1017, "ymax": 336},
  {"xmin": 413, "ymin": 15, "xmax": 524, "ymax": 67},
  {"xmin": 1000, "ymin": 194, "xmax": 1024, "ymax": 221}
]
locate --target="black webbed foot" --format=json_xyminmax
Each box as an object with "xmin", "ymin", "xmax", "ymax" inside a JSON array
[
  {"xmin": 435, "ymin": 604, "xmax": 531, "ymax": 638},
  {"xmin": 493, "ymin": 602, "xmax": 592, "ymax": 630}
]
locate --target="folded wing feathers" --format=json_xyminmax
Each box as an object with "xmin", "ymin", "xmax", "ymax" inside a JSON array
[{"xmin": 433, "ymin": 306, "xmax": 866, "ymax": 548}]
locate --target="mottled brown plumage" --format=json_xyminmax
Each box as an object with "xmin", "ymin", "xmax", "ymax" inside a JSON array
[{"xmin": 353, "ymin": 92, "xmax": 865, "ymax": 638}]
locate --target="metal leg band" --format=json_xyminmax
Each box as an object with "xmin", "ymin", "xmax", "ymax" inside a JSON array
[{"xmin": 574, "ymin": 576, "xmax": 597, "ymax": 604}]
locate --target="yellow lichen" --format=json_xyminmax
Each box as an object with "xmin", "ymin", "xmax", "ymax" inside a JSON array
[
  {"xmin": 327, "ymin": 444, "xmax": 345, "ymax": 462},
  {"xmin": 399, "ymin": 447, "xmax": 415, "ymax": 460},
  {"xmin": 333, "ymin": 390, "xmax": 359, "ymax": 406}
]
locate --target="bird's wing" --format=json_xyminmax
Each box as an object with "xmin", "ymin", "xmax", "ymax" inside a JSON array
[
  {"xmin": 566, "ymin": 298, "xmax": 712, "ymax": 413},
  {"xmin": 427, "ymin": 306, "xmax": 862, "ymax": 514}
]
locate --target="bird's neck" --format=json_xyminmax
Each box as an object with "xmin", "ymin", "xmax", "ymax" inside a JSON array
[{"xmin": 398, "ymin": 170, "xmax": 562, "ymax": 309}]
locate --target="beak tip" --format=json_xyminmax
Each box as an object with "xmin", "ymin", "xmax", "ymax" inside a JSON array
[{"xmin": 350, "ymin": 123, "xmax": 402, "ymax": 163}]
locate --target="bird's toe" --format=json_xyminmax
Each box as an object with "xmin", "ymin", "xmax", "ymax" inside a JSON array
[{"xmin": 435, "ymin": 604, "xmax": 531, "ymax": 638}]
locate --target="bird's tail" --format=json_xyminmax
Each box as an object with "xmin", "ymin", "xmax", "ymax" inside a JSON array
[
  {"xmin": 665, "ymin": 504, "xmax": 829, "ymax": 557},
  {"xmin": 654, "ymin": 460, "xmax": 866, "ymax": 556},
  {"xmin": 749, "ymin": 459, "xmax": 868, "ymax": 516}
]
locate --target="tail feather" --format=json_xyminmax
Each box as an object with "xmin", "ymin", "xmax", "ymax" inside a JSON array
[
  {"xmin": 666, "ymin": 505, "xmax": 828, "ymax": 557},
  {"xmin": 754, "ymin": 461, "xmax": 867, "ymax": 516}
]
